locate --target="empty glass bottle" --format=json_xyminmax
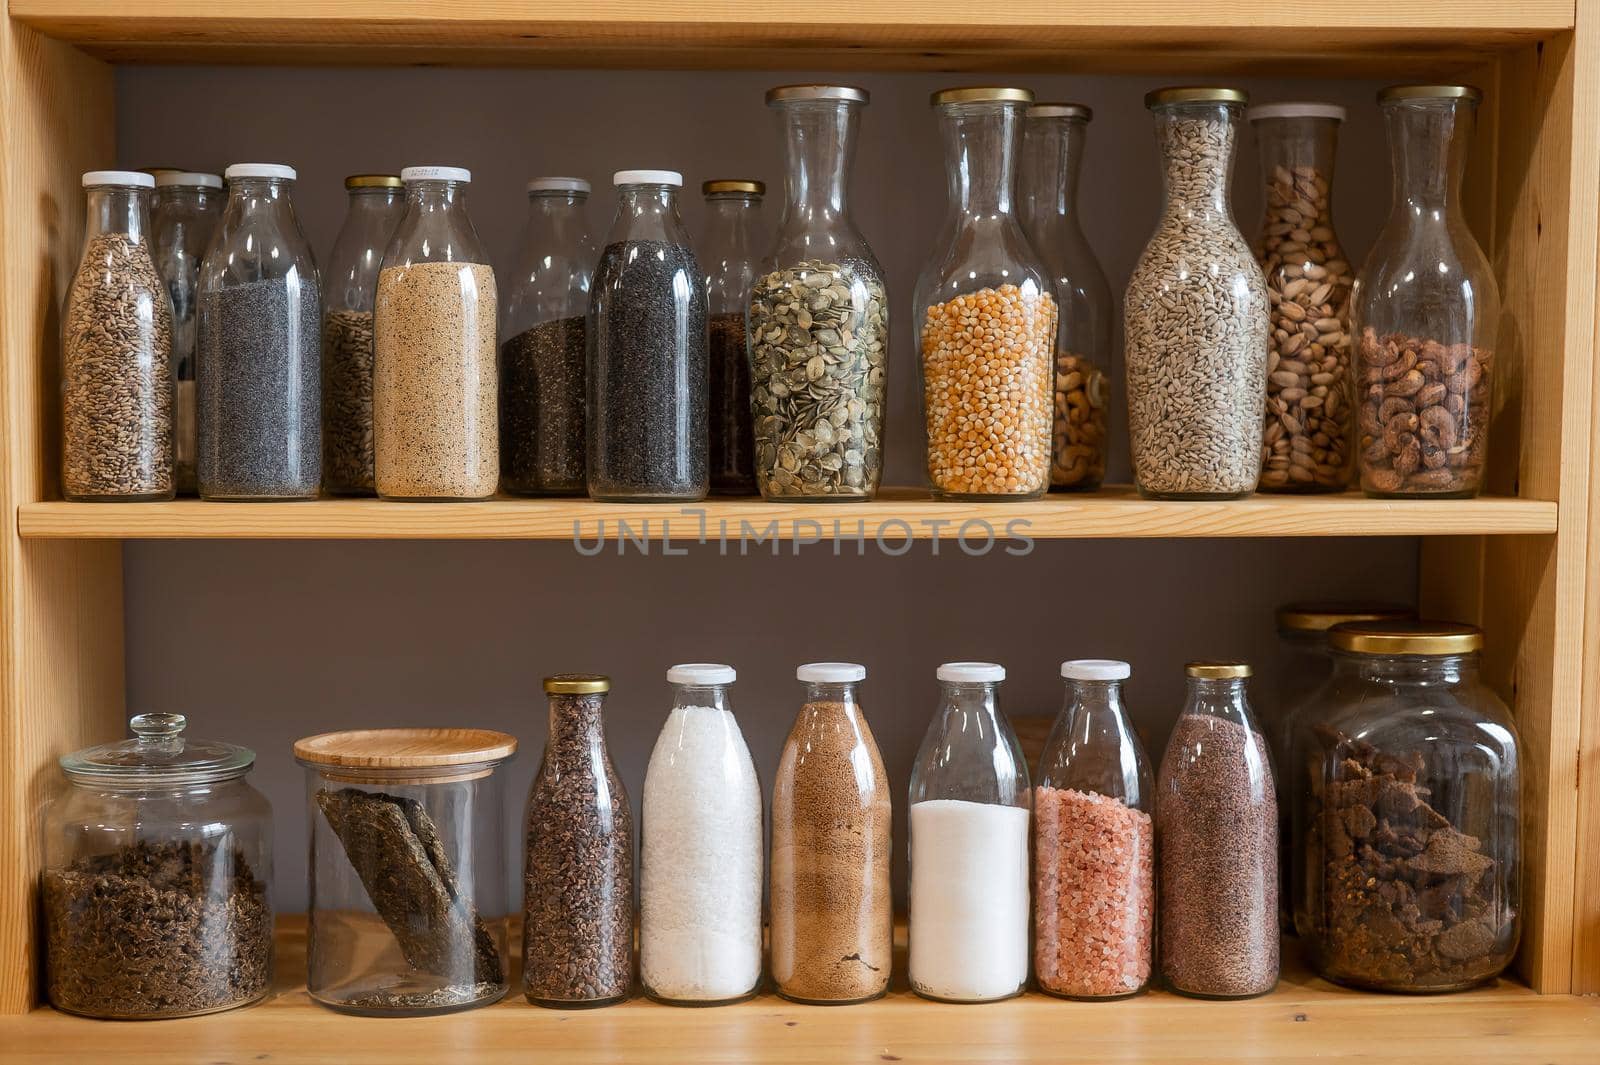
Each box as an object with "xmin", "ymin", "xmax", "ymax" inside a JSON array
[
  {"xmin": 701, "ymin": 179, "xmax": 764, "ymax": 496},
  {"xmin": 151, "ymin": 171, "xmax": 222, "ymax": 496},
  {"xmin": 501, "ymin": 177, "xmax": 596, "ymax": 497},
  {"xmin": 1034, "ymin": 660, "xmax": 1154, "ymax": 999}
]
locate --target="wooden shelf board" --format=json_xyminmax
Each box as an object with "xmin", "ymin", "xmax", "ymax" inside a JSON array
[
  {"xmin": 3, "ymin": 919, "xmax": 1597, "ymax": 1063},
  {"xmin": 7, "ymin": 0, "xmax": 1574, "ymax": 71},
  {"xmin": 14, "ymin": 488, "xmax": 1557, "ymax": 541}
]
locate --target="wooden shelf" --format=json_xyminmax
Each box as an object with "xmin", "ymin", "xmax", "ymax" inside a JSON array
[
  {"xmin": 3, "ymin": 920, "xmax": 1596, "ymax": 1063},
  {"xmin": 14, "ymin": 489, "xmax": 1557, "ymax": 541},
  {"xmin": 6, "ymin": 0, "xmax": 1573, "ymax": 71}
]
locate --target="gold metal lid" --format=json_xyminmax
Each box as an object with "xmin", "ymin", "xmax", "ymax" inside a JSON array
[
  {"xmin": 1027, "ymin": 103, "xmax": 1093, "ymax": 121},
  {"xmin": 1186, "ymin": 660, "xmax": 1252, "ymax": 679},
  {"xmin": 544, "ymin": 673, "xmax": 611, "ymax": 695},
  {"xmin": 1145, "ymin": 86, "xmax": 1249, "ymax": 109},
  {"xmin": 1276, "ymin": 602, "xmax": 1415, "ymax": 634},
  {"xmin": 766, "ymin": 84, "xmax": 869, "ymax": 105},
  {"xmin": 1329, "ymin": 620, "xmax": 1483, "ymax": 656},
  {"xmin": 931, "ymin": 87, "xmax": 1034, "ymax": 107},
  {"xmin": 1378, "ymin": 85, "xmax": 1483, "ymax": 104},
  {"xmin": 702, "ymin": 179, "xmax": 765, "ymax": 196},
  {"xmin": 345, "ymin": 174, "xmax": 403, "ymax": 189}
]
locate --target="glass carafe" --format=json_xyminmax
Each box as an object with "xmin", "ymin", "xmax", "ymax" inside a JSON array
[
  {"xmin": 501, "ymin": 177, "xmax": 596, "ymax": 497},
  {"xmin": 701, "ymin": 179, "xmax": 765, "ymax": 496},
  {"xmin": 323, "ymin": 175, "xmax": 403, "ymax": 496},
  {"xmin": 151, "ymin": 171, "xmax": 222, "ymax": 496},
  {"xmin": 1020, "ymin": 104, "xmax": 1112, "ymax": 492},
  {"xmin": 771, "ymin": 663, "xmax": 891, "ymax": 1004},
  {"xmin": 197, "ymin": 163, "xmax": 321, "ymax": 500},
  {"xmin": 1352, "ymin": 86, "xmax": 1497, "ymax": 498},
  {"xmin": 915, "ymin": 88, "xmax": 1056, "ymax": 501},
  {"xmin": 1034, "ymin": 660, "xmax": 1154, "ymax": 999},
  {"xmin": 1126, "ymin": 88, "xmax": 1269, "ymax": 500},
  {"xmin": 750, "ymin": 85, "xmax": 888, "ymax": 502},
  {"xmin": 374, "ymin": 166, "xmax": 499, "ymax": 501},
  {"xmin": 62, "ymin": 171, "xmax": 173, "ymax": 502},
  {"xmin": 588, "ymin": 172, "xmax": 708, "ymax": 502},
  {"xmin": 907, "ymin": 662, "xmax": 1030, "ymax": 1003},
  {"xmin": 522, "ymin": 674, "xmax": 632, "ymax": 1008},
  {"xmin": 1157, "ymin": 662, "xmax": 1278, "ymax": 999}
]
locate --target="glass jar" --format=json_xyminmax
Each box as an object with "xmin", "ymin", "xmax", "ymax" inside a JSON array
[
  {"xmin": 295, "ymin": 727, "xmax": 517, "ymax": 1015},
  {"xmin": 771, "ymin": 662, "xmax": 891, "ymax": 1004},
  {"xmin": 1302, "ymin": 622, "xmax": 1520, "ymax": 991},
  {"xmin": 523, "ymin": 674, "xmax": 632, "ymax": 1008},
  {"xmin": 62, "ymin": 170, "xmax": 173, "ymax": 502},
  {"xmin": 701, "ymin": 178, "xmax": 764, "ymax": 496},
  {"xmin": 588, "ymin": 171, "xmax": 708, "ymax": 502},
  {"xmin": 501, "ymin": 177, "xmax": 597, "ymax": 497},
  {"xmin": 1126, "ymin": 88, "xmax": 1270, "ymax": 500},
  {"xmin": 751, "ymin": 85, "xmax": 888, "ymax": 502},
  {"xmin": 151, "ymin": 171, "xmax": 222, "ymax": 496},
  {"xmin": 1352, "ymin": 86, "xmax": 1497, "ymax": 498},
  {"xmin": 43, "ymin": 713, "xmax": 273, "ymax": 1019},
  {"xmin": 640, "ymin": 664, "xmax": 761, "ymax": 1004},
  {"xmin": 197, "ymin": 162, "xmax": 321, "ymax": 500},
  {"xmin": 1249, "ymin": 104, "xmax": 1355, "ymax": 493},
  {"xmin": 1019, "ymin": 103, "xmax": 1113, "ymax": 492},
  {"xmin": 374, "ymin": 166, "xmax": 499, "ymax": 501},
  {"xmin": 323, "ymin": 175, "xmax": 404, "ymax": 497},
  {"xmin": 915, "ymin": 88, "xmax": 1056, "ymax": 501},
  {"xmin": 1156, "ymin": 662, "xmax": 1278, "ymax": 998},
  {"xmin": 1034, "ymin": 660, "xmax": 1154, "ymax": 999},
  {"xmin": 907, "ymin": 662, "xmax": 1030, "ymax": 1002}
]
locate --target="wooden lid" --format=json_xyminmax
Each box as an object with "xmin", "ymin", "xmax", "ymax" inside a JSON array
[{"xmin": 293, "ymin": 728, "xmax": 517, "ymax": 770}]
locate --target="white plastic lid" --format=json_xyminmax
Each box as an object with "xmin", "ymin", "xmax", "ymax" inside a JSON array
[
  {"xmin": 1061, "ymin": 659, "xmax": 1132, "ymax": 681},
  {"xmin": 797, "ymin": 662, "xmax": 866, "ymax": 683},
  {"xmin": 528, "ymin": 176, "xmax": 590, "ymax": 194},
  {"xmin": 936, "ymin": 661, "xmax": 1005, "ymax": 683},
  {"xmin": 402, "ymin": 165, "xmax": 471, "ymax": 183},
  {"xmin": 667, "ymin": 663, "xmax": 736, "ymax": 685},
  {"xmin": 1248, "ymin": 102, "xmax": 1347, "ymax": 123},
  {"xmin": 614, "ymin": 169, "xmax": 683, "ymax": 187},
  {"xmin": 224, "ymin": 163, "xmax": 297, "ymax": 181},
  {"xmin": 155, "ymin": 171, "xmax": 223, "ymax": 189},
  {"xmin": 82, "ymin": 170, "xmax": 154, "ymax": 189}
]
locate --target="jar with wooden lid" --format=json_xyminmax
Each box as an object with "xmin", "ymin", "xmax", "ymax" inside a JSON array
[{"xmin": 294, "ymin": 727, "xmax": 518, "ymax": 1015}]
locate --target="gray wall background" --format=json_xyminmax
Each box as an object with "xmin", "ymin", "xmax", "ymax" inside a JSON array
[{"xmin": 115, "ymin": 67, "xmax": 1421, "ymax": 909}]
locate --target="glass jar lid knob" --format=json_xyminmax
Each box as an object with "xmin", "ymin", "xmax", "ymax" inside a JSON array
[
  {"xmin": 60, "ymin": 712, "xmax": 255, "ymax": 786},
  {"xmin": 131, "ymin": 712, "xmax": 186, "ymax": 747}
]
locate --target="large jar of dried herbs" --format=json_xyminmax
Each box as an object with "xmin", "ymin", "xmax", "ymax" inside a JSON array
[
  {"xmin": 44, "ymin": 714, "xmax": 274, "ymax": 1019},
  {"xmin": 749, "ymin": 85, "xmax": 887, "ymax": 501}
]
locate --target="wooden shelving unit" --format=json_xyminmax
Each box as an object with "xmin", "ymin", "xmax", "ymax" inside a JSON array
[{"xmin": 3, "ymin": 1, "xmax": 1600, "ymax": 1060}]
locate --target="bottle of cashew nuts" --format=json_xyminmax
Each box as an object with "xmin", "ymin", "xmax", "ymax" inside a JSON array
[
  {"xmin": 1248, "ymin": 103, "xmax": 1355, "ymax": 493},
  {"xmin": 1351, "ymin": 85, "xmax": 1498, "ymax": 498}
]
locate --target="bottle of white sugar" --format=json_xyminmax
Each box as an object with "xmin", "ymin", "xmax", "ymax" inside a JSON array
[
  {"xmin": 907, "ymin": 662, "xmax": 1032, "ymax": 1002},
  {"xmin": 640, "ymin": 662, "xmax": 763, "ymax": 1004}
]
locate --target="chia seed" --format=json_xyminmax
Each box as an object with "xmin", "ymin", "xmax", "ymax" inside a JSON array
[
  {"xmin": 708, "ymin": 312, "xmax": 755, "ymax": 495},
  {"xmin": 500, "ymin": 315, "xmax": 587, "ymax": 496}
]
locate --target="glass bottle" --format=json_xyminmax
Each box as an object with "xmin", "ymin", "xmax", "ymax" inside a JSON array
[
  {"xmin": 751, "ymin": 85, "xmax": 888, "ymax": 502},
  {"xmin": 501, "ymin": 177, "xmax": 597, "ymax": 497},
  {"xmin": 771, "ymin": 662, "xmax": 891, "ymax": 1004},
  {"xmin": 1250, "ymin": 103, "xmax": 1355, "ymax": 493},
  {"xmin": 322, "ymin": 175, "xmax": 404, "ymax": 496},
  {"xmin": 522, "ymin": 674, "xmax": 633, "ymax": 1008},
  {"xmin": 1352, "ymin": 86, "xmax": 1497, "ymax": 498},
  {"xmin": 151, "ymin": 171, "xmax": 222, "ymax": 496},
  {"xmin": 915, "ymin": 88, "xmax": 1056, "ymax": 501},
  {"xmin": 1301, "ymin": 622, "xmax": 1519, "ymax": 991},
  {"xmin": 907, "ymin": 662, "xmax": 1030, "ymax": 1003},
  {"xmin": 374, "ymin": 165, "xmax": 499, "ymax": 501},
  {"xmin": 197, "ymin": 162, "xmax": 321, "ymax": 500},
  {"xmin": 1157, "ymin": 662, "xmax": 1279, "ymax": 999},
  {"xmin": 1126, "ymin": 88, "xmax": 1269, "ymax": 500},
  {"xmin": 588, "ymin": 171, "xmax": 708, "ymax": 502},
  {"xmin": 62, "ymin": 170, "xmax": 173, "ymax": 502},
  {"xmin": 701, "ymin": 179, "xmax": 764, "ymax": 496},
  {"xmin": 640, "ymin": 664, "xmax": 761, "ymax": 1004},
  {"xmin": 1019, "ymin": 103, "xmax": 1112, "ymax": 492},
  {"xmin": 44, "ymin": 713, "xmax": 273, "ymax": 1018},
  {"xmin": 1034, "ymin": 660, "xmax": 1154, "ymax": 999}
]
